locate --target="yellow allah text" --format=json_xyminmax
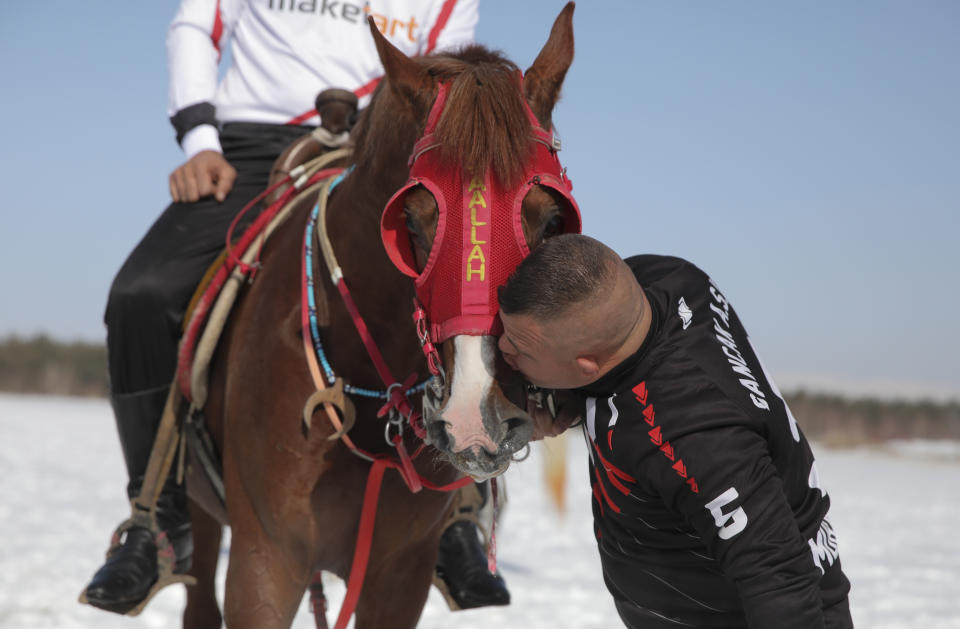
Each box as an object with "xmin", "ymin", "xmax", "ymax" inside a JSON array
[{"xmin": 466, "ymin": 176, "xmax": 487, "ymax": 282}]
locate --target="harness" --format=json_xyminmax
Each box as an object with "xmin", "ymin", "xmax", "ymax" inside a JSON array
[
  {"xmin": 380, "ymin": 78, "xmax": 582, "ymax": 346},
  {"xmin": 135, "ymin": 73, "xmax": 579, "ymax": 629},
  {"xmin": 303, "ymin": 166, "xmax": 479, "ymax": 628},
  {"xmin": 198, "ymin": 161, "xmax": 475, "ymax": 629},
  {"xmin": 86, "ymin": 147, "xmax": 359, "ymax": 617},
  {"xmin": 203, "ymin": 158, "xmax": 480, "ymax": 628},
  {"xmin": 150, "ymin": 143, "xmax": 470, "ymax": 628}
]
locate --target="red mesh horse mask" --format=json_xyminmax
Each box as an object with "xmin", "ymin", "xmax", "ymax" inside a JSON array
[{"xmin": 381, "ymin": 80, "xmax": 582, "ymax": 343}]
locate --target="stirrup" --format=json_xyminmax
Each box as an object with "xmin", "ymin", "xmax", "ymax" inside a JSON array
[
  {"xmin": 78, "ymin": 511, "xmax": 196, "ymax": 616},
  {"xmin": 432, "ymin": 572, "xmax": 464, "ymax": 611}
]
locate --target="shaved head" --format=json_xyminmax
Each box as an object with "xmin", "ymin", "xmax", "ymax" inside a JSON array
[
  {"xmin": 499, "ymin": 234, "xmax": 620, "ymax": 321},
  {"xmin": 498, "ymin": 235, "xmax": 650, "ymax": 388}
]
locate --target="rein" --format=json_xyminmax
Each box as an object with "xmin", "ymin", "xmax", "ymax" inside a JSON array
[
  {"xmin": 301, "ymin": 168, "xmax": 472, "ymax": 629},
  {"xmin": 177, "ymin": 148, "xmax": 352, "ymax": 403}
]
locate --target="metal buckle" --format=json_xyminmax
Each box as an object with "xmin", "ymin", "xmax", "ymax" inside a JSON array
[
  {"xmin": 384, "ymin": 407, "xmax": 405, "ymax": 446},
  {"xmin": 527, "ymin": 384, "xmax": 557, "ymax": 418},
  {"xmin": 383, "ymin": 382, "xmax": 407, "ymax": 446}
]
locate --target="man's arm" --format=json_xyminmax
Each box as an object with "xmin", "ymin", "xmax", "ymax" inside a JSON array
[
  {"xmin": 167, "ymin": 0, "xmax": 239, "ymax": 156},
  {"xmin": 658, "ymin": 424, "xmax": 826, "ymax": 628},
  {"xmin": 165, "ymin": 0, "xmax": 242, "ymax": 201}
]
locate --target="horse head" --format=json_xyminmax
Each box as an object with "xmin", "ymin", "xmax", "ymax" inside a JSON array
[{"xmin": 369, "ymin": 3, "xmax": 579, "ymax": 479}]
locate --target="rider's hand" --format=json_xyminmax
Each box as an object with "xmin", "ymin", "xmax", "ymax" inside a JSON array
[
  {"xmin": 528, "ymin": 389, "xmax": 583, "ymax": 441},
  {"xmin": 169, "ymin": 150, "xmax": 237, "ymax": 203}
]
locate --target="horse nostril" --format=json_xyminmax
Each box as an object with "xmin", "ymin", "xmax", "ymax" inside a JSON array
[
  {"xmin": 426, "ymin": 420, "xmax": 451, "ymax": 451},
  {"xmin": 500, "ymin": 416, "xmax": 533, "ymax": 457},
  {"xmin": 503, "ymin": 416, "xmax": 529, "ymax": 433}
]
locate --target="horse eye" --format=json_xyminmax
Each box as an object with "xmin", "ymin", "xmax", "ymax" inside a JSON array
[
  {"xmin": 404, "ymin": 209, "xmax": 431, "ymax": 251},
  {"xmin": 404, "ymin": 209, "xmax": 419, "ymax": 234},
  {"xmin": 543, "ymin": 215, "xmax": 563, "ymax": 238}
]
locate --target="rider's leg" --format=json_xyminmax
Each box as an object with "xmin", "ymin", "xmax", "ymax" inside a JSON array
[
  {"xmin": 83, "ymin": 194, "xmax": 241, "ymax": 612},
  {"xmin": 435, "ymin": 480, "xmax": 511, "ymax": 609},
  {"xmin": 82, "ymin": 385, "xmax": 192, "ymax": 613},
  {"xmin": 114, "ymin": 386, "xmax": 193, "ymax": 570},
  {"xmin": 83, "ymin": 123, "xmax": 313, "ymax": 614}
]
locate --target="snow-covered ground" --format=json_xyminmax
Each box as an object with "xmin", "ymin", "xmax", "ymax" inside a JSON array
[{"xmin": 1, "ymin": 393, "xmax": 958, "ymax": 628}]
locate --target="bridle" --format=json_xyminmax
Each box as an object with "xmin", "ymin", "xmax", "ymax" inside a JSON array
[
  {"xmin": 297, "ymin": 74, "xmax": 581, "ymax": 629},
  {"xmin": 381, "ymin": 75, "xmax": 582, "ymax": 348}
]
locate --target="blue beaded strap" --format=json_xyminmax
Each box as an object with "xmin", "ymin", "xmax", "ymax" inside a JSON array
[{"xmin": 303, "ymin": 170, "xmax": 428, "ymax": 400}]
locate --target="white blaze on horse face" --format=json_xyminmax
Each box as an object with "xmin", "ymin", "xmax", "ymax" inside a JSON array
[{"xmin": 442, "ymin": 335, "xmax": 500, "ymax": 455}]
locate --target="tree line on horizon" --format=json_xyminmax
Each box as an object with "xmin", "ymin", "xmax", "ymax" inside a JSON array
[
  {"xmin": 1, "ymin": 335, "xmax": 957, "ymax": 443},
  {"xmin": 0, "ymin": 334, "xmax": 107, "ymax": 398}
]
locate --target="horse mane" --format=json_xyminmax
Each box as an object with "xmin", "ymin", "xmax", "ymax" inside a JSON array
[
  {"xmin": 427, "ymin": 46, "xmax": 534, "ymax": 187},
  {"xmin": 352, "ymin": 45, "xmax": 534, "ymax": 189}
]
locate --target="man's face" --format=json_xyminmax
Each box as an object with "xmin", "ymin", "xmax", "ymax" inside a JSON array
[{"xmin": 498, "ymin": 311, "xmax": 586, "ymax": 389}]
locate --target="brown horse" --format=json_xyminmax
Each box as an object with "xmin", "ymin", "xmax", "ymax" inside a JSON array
[{"xmin": 183, "ymin": 5, "xmax": 577, "ymax": 628}]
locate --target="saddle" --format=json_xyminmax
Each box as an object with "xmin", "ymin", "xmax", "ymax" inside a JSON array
[
  {"xmin": 176, "ymin": 89, "xmax": 358, "ymax": 513},
  {"xmin": 79, "ymin": 91, "xmax": 361, "ymax": 617},
  {"xmin": 133, "ymin": 86, "xmax": 358, "ymax": 554},
  {"xmin": 180, "ymin": 89, "xmax": 357, "ymax": 411}
]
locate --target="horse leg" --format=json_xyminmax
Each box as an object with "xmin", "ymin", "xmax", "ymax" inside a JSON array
[
  {"xmin": 220, "ymin": 464, "xmax": 311, "ymax": 629},
  {"xmin": 183, "ymin": 498, "xmax": 223, "ymax": 629},
  {"xmin": 352, "ymin": 538, "xmax": 440, "ymax": 629},
  {"xmin": 222, "ymin": 524, "xmax": 311, "ymax": 628}
]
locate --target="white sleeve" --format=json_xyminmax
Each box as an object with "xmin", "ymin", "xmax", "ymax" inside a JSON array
[
  {"xmin": 180, "ymin": 124, "xmax": 222, "ymax": 159},
  {"xmin": 424, "ymin": 0, "xmax": 478, "ymax": 54},
  {"xmin": 166, "ymin": 0, "xmax": 242, "ymax": 155}
]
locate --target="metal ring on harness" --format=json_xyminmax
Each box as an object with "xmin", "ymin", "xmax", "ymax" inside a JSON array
[
  {"xmin": 511, "ymin": 443, "xmax": 531, "ymax": 463},
  {"xmin": 382, "ymin": 382, "xmax": 407, "ymax": 446},
  {"xmin": 430, "ymin": 366, "xmax": 446, "ymax": 395}
]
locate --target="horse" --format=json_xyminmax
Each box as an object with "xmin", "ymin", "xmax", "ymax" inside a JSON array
[{"xmin": 182, "ymin": 5, "xmax": 578, "ymax": 628}]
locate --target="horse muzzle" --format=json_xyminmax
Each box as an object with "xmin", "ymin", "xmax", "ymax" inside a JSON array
[{"xmin": 421, "ymin": 337, "xmax": 534, "ymax": 478}]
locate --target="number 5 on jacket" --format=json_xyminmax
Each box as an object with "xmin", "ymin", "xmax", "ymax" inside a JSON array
[{"xmin": 705, "ymin": 487, "xmax": 748, "ymax": 540}]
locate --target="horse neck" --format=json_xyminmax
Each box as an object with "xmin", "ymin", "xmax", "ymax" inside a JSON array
[
  {"xmin": 326, "ymin": 158, "xmax": 408, "ymax": 287},
  {"xmin": 331, "ymin": 106, "xmax": 418, "ymax": 268},
  {"xmin": 318, "ymin": 96, "xmax": 432, "ymax": 382},
  {"xmin": 323, "ymin": 156, "xmax": 425, "ymax": 372}
]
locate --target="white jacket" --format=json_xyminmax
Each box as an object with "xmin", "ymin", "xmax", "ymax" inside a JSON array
[{"xmin": 167, "ymin": 0, "xmax": 478, "ymax": 158}]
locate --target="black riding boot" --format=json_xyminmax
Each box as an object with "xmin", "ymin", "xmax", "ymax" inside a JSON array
[
  {"xmin": 82, "ymin": 386, "xmax": 193, "ymax": 615},
  {"xmin": 436, "ymin": 520, "xmax": 511, "ymax": 609},
  {"xmin": 435, "ymin": 481, "xmax": 510, "ymax": 609}
]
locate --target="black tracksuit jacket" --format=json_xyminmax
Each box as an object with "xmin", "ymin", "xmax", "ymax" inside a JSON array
[{"xmin": 576, "ymin": 255, "xmax": 852, "ymax": 628}]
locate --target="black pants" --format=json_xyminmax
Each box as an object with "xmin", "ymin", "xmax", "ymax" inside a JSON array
[{"xmin": 104, "ymin": 123, "xmax": 311, "ymax": 395}]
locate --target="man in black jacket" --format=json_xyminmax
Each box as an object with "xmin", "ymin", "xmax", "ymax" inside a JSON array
[{"xmin": 497, "ymin": 234, "xmax": 853, "ymax": 628}]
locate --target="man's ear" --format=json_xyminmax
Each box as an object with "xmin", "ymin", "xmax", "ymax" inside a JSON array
[{"xmin": 575, "ymin": 355, "xmax": 601, "ymax": 379}]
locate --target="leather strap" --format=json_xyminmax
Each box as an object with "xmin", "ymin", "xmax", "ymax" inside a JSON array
[{"xmin": 333, "ymin": 459, "xmax": 387, "ymax": 629}]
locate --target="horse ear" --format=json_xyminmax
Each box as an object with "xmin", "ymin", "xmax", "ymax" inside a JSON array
[
  {"xmin": 523, "ymin": 1, "xmax": 575, "ymax": 130},
  {"xmin": 368, "ymin": 17, "xmax": 432, "ymax": 113}
]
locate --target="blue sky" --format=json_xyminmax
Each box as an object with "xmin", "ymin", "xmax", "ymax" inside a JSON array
[{"xmin": 1, "ymin": 2, "xmax": 957, "ymax": 399}]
